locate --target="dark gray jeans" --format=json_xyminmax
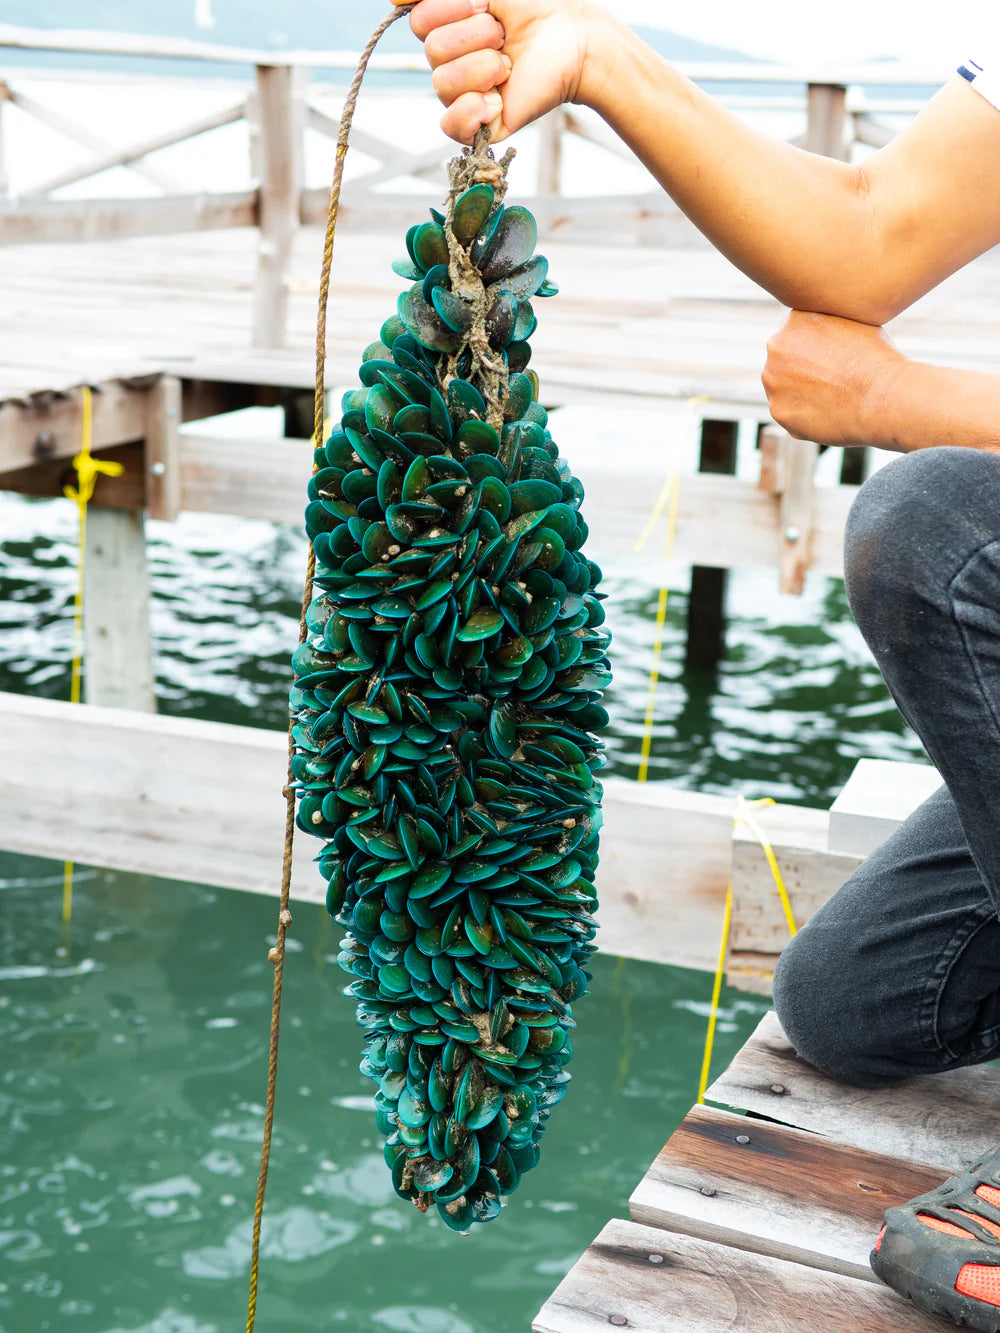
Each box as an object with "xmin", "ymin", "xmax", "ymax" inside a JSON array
[{"xmin": 773, "ymin": 446, "xmax": 1000, "ymax": 1087}]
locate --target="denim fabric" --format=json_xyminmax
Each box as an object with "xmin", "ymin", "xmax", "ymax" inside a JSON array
[{"xmin": 773, "ymin": 447, "xmax": 1000, "ymax": 1086}]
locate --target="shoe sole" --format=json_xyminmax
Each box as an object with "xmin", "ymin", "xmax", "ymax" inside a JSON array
[{"xmin": 872, "ymin": 1241, "xmax": 1000, "ymax": 1332}]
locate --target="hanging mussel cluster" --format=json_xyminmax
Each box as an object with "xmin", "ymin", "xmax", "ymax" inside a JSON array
[{"xmin": 290, "ymin": 170, "xmax": 611, "ymax": 1231}]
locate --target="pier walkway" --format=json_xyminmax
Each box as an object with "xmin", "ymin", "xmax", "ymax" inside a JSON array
[{"xmin": 536, "ymin": 1011, "xmax": 1000, "ymax": 1331}]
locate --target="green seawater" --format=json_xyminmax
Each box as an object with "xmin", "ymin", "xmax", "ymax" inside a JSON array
[{"xmin": 0, "ymin": 487, "xmax": 921, "ymax": 1330}]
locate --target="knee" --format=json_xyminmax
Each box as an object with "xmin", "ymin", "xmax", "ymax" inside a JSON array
[
  {"xmin": 772, "ymin": 925, "xmax": 900, "ymax": 1088},
  {"xmin": 844, "ymin": 448, "xmax": 1000, "ymax": 630}
]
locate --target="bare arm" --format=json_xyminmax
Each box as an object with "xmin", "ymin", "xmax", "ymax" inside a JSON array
[
  {"xmin": 402, "ymin": 0, "xmax": 1000, "ymax": 324},
  {"xmin": 763, "ymin": 312, "xmax": 1000, "ymax": 454}
]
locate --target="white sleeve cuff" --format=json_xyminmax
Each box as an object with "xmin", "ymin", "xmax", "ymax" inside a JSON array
[{"xmin": 959, "ymin": 58, "xmax": 1000, "ymax": 112}]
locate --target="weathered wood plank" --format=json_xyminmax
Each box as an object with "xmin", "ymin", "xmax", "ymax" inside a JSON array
[
  {"xmin": 0, "ymin": 191, "xmax": 257, "ymax": 247},
  {"xmin": 629, "ymin": 1104, "xmax": 947, "ymax": 1282},
  {"xmin": 533, "ymin": 1217, "xmax": 947, "ymax": 1332},
  {"xmin": 828, "ymin": 758, "xmax": 942, "ymax": 857},
  {"xmin": 0, "ymin": 380, "xmax": 151, "ymax": 473},
  {"xmin": 0, "ymin": 692, "xmax": 744, "ymax": 970},
  {"xmin": 705, "ymin": 1012, "xmax": 1000, "ymax": 1173}
]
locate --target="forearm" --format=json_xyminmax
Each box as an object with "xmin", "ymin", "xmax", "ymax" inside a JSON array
[
  {"xmin": 580, "ymin": 17, "xmax": 894, "ymax": 322},
  {"xmin": 866, "ymin": 360, "xmax": 1000, "ymax": 455}
]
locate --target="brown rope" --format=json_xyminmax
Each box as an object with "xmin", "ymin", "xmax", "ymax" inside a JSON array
[
  {"xmin": 245, "ymin": 9, "xmax": 416, "ymax": 1330},
  {"xmin": 442, "ymin": 130, "xmax": 516, "ymax": 429}
]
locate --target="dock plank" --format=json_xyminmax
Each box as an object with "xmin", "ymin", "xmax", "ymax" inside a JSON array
[
  {"xmin": 706, "ymin": 1012, "xmax": 1000, "ymax": 1173},
  {"xmin": 533, "ymin": 1218, "xmax": 947, "ymax": 1332},
  {"xmin": 629, "ymin": 1104, "xmax": 947, "ymax": 1282}
]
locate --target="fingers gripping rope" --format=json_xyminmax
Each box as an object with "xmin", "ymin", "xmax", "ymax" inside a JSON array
[{"xmin": 245, "ymin": 9, "xmax": 417, "ymax": 1330}]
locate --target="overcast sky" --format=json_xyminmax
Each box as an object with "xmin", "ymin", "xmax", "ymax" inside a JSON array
[{"xmin": 611, "ymin": 0, "xmax": 997, "ymax": 67}]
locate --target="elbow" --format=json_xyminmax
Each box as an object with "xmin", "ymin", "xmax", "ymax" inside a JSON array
[{"xmin": 784, "ymin": 165, "xmax": 912, "ymax": 327}]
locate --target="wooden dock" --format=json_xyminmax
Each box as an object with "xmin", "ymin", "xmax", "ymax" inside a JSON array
[{"xmin": 535, "ymin": 1011, "xmax": 1000, "ymax": 1331}]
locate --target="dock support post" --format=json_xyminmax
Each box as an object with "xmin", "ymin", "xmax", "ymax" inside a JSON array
[
  {"xmin": 82, "ymin": 507, "xmax": 157, "ymax": 713},
  {"xmin": 685, "ymin": 419, "xmax": 739, "ymax": 670},
  {"xmin": 252, "ymin": 63, "xmax": 304, "ymax": 350}
]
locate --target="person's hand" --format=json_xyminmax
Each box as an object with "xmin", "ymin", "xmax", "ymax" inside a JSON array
[
  {"xmin": 395, "ymin": 0, "xmax": 607, "ymax": 144},
  {"xmin": 762, "ymin": 311, "xmax": 907, "ymax": 447}
]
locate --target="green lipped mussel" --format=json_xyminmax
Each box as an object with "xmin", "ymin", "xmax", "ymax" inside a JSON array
[{"xmin": 292, "ymin": 166, "xmax": 607, "ymax": 1230}]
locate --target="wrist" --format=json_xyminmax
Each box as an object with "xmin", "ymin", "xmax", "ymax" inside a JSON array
[
  {"xmin": 575, "ymin": 7, "xmax": 639, "ymax": 114},
  {"xmin": 859, "ymin": 350, "xmax": 919, "ymax": 452}
]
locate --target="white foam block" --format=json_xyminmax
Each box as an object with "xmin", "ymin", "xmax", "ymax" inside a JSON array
[{"xmin": 828, "ymin": 758, "xmax": 942, "ymax": 858}]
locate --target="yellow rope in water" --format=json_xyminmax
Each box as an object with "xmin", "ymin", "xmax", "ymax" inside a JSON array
[
  {"xmin": 60, "ymin": 386, "xmax": 124, "ymax": 923},
  {"xmin": 633, "ymin": 396, "xmax": 711, "ymax": 784},
  {"xmin": 696, "ymin": 796, "xmax": 798, "ymax": 1103},
  {"xmin": 244, "ymin": 8, "xmax": 415, "ymax": 1330}
]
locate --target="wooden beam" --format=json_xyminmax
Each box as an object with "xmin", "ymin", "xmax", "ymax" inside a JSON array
[
  {"xmin": 0, "ymin": 191, "xmax": 257, "ymax": 246},
  {"xmin": 0, "ymin": 691, "xmax": 757, "ymax": 972},
  {"xmin": 0, "ymin": 381, "xmax": 150, "ymax": 474},
  {"xmin": 0, "ymin": 441, "xmax": 146, "ymax": 507},
  {"xmin": 22, "ymin": 100, "xmax": 248, "ymax": 200},
  {"xmin": 5, "ymin": 85, "xmax": 185, "ymax": 195},
  {"xmin": 0, "ymin": 32, "xmax": 949, "ymax": 84},
  {"xmin": 0, "ymin": 429, "xmax": 860, "ymax": 578},
  {"xmin": 252, "ymin": 64, "xmax": 304, "ymax": 349}
]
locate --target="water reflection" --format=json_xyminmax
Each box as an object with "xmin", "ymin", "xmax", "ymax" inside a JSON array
[{"xmin": 0, "ymin": 853, "xmax": 769, "ymax": 1332}]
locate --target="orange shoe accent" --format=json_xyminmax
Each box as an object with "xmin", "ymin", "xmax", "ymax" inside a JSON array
[
  {"xmin": 875, "ymin": 1225, "xmax": 887, "ymax": 1253},
  {"xmin": 977, "ymin": 1184, "xmax": 1000, "ymax": 1211},
  {"xmin": 956, "ymin": 1263, "xmax": 1000, "ymax": 1306},
  {"xmin": 917, "ymin": 1205, "xmax": 1000, "ymax": 1244},
  {"xmin": 918, "ymin": 1213, "xmax": 977, "ymax": 1241}
]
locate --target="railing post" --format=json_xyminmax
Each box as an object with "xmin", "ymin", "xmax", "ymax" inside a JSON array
[
  {"xmin": 806, "ymin": 82, "xmax": 849, "ymax": 161},
  {"xmin": 0, "ymin": 81, "xmax": 10, "ymax": 200},
  {"xmin": 537, "ymin": 108, "xmax": 565, "ymax": 198},
  {"xmin": 806, "ymin": 81, "xmax": 870, "ymax": 484},
  {"xmin": 252, "ymin": 62, "xmax": 305, "ymax": 349}
]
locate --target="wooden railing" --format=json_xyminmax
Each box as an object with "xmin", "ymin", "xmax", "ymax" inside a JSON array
[{"xmin": 0, "ymin": 24, "xmax": 949, "ymax": 346}]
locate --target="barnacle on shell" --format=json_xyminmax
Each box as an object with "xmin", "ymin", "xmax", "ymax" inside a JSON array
[{"xmin": 290, "ymin": 166, "xmax": 611, "ymax": 1231}]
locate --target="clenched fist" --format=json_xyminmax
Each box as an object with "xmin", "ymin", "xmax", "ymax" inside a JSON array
[{"xmin": 394, "ymin": 0, "xmax": 612, "ymax": 143}]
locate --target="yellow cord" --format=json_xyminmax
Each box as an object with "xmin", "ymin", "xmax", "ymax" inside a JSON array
[
  {"xmin": 697, "ymin": 884, "xmax": 732, "ymax": 1103},
  {"xmin": 696, "ymin": 796, "xmax": 798, "ymax": 1102},
  {"xmin": 633, "ymin": 396, "xmax": 711, "ymax": 784},
  {"xmin": 60, "ymin": 386, "xmax": 124, "ymax": 923}
]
